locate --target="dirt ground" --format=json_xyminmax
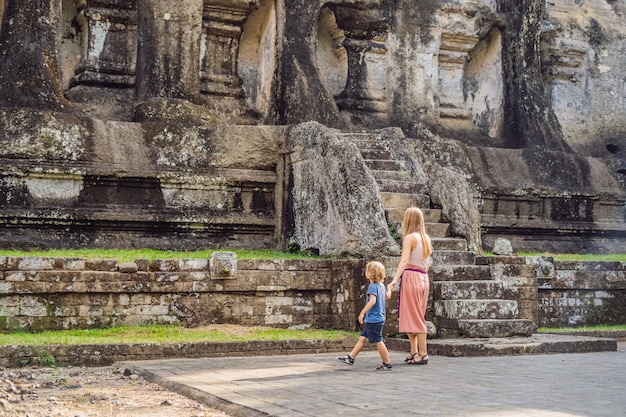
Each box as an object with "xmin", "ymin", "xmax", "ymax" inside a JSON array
[
  {"xmin": 0, "ymin": 325, "xmax": 281, "ymax": 416},
  {"xmin": 0, "ymin": 364, "xmax": 232, "ymax": 417},
  {"xmin": 0, "ymin": 325, "xmax": 306, "ymax": 416}
]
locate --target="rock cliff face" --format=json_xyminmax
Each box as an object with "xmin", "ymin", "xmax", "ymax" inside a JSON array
[{"xmin": 0, "ymin": 0, "xmax": 624, "ymax": 254}]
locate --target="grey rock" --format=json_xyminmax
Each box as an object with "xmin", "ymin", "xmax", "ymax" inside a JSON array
[
  {"xmin": 285, "ymin": 122, "xmax": 397, "ymax": 257},
  {"xmin": 492, "ymin": 238, "xmax": 513, "ymax": 256}
]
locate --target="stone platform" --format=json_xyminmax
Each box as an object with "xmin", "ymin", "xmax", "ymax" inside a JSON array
[
  {"xmin": 0, "ymin": 333, "xmax": 619, "ymax": 368},
  {"xmin": 388, "ymin": 333, "xmax": 619, "ymax": 357}
]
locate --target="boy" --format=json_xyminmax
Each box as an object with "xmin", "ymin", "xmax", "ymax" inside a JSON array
[{"xmin": 338, "ymin": 261, "xmax": 393, "ymax": 370}]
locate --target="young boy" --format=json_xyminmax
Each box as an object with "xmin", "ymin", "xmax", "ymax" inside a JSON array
[{"xmin": 338, "ymin": 261, "xmax": 393, "ymax": 370}]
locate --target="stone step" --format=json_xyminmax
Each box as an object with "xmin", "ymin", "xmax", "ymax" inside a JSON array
[
  {"xmin": 433, "ymin": 280, "xmax": 504, "ymax": 300},
  {"xmin": 431, "ymin": 250, "xmax": 475, "ymax": 265},
  {"xmin": 386, "ymin": 208, "xmax": 441, "ymax": 223},
  {"xmin": 426, "ymin": 222, "xmax": 450, "ymax": 238},
  {"xmin": 364, "ymin": 159, "xmax": 404, "ymax": 171},
  {"xmin": 429, "ymin": 265, "xmax": 493, "ymax": 281},
  {"xmin": 349, "ymin": 138, "xmax": 387, "ymax": 151},
  {"xmin": 383, "ymin": 238, "xmax": 465, "ymax": 253},
  {"xmin": 341, "ymin": 132, "xmax": 382, "ymax": 140},
  {"xmin": 431, "ymin": 238, "xmax": 468, "ymax": 251},
  {"xmin": 388, "ymin": 220, "xmax": 449, "ymax": 238},
  {"xmin": 457, "ymin": 319, "xmax": 536, "ymax": 338},
  {"xmin": 386, "ymin": 249, "xmax": 475, "ymax": 271},
  {"xmin": 380, "ymin": 192, "xmax": 431, "ymax": 210},
  {"xmin": 375, "ymin": 179, "xmax": 420, "ymax": 193},
  {"xmin": 434, "ymin": 299, "xmax": 519, "ymax": 320},
  {"xmin": 359, "ymin": 148, "xmax": 393, "ymax": 160},
  {"xmin": 371, "ymin": 169, "xmax": 411, "ymax": 182}
]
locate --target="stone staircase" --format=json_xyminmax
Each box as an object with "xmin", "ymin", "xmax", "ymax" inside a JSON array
[{"xmin": 343, "ymin": 132, "xmax": 535, "ymax": 338}]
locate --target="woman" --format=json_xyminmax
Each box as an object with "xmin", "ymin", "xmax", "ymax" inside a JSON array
[{"xmin": 387, "ymin": 207, "xmax": 433, "ymax": 365}]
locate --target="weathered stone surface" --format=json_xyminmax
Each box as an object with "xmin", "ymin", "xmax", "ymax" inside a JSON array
[
  {"xmin": 492, "ymin": 238, "xmax": 513, "ymax": 256},
  {"xmin": 457, "ymin": 319, "xmax": 536, "ymax": 338},
  {"xmin": 136, "ymin": 0, "xmax": 204, "ymax": 101},
  {"xmin": 0, "ymin": 0, "xmax": 70, "ymax": 111},
  {"xmin": 210, "ymin": 252, "xmax": 237, "ymax": 280},
  {"xmin": 284, "ymin": 122, "xmax": 397, "ymax": 257},
  {"xmin": 275, "ymin": 0, "xmax": 348, "ymax": 128},
  {"xmin": 117, "ymin": 262, "xmax": 139, "ymax": 274}
]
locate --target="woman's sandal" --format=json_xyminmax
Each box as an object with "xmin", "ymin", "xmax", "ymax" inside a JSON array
[
  {"xmin": 404, "ymin": 353, "xmax": 417, "ymax": 364},
  {"xmin": 414, "ymin": 354, "xmax": 429, "ymax": 365}
]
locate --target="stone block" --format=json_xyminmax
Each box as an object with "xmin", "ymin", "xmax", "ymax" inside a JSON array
[
  {"xmin": 60, "ymin": 258, "xmax": 86, "ymax": 270},
  {"xmin": 117, "ymin": 262, "xmax": 138, "ymax": 273},
  {"xmin": 179, "ymin": 258, "xmax": 209, "ymax": 271},
  {"xmin": 17, "ymin": 257, "xmax": 55, "ymax": 271},
  {"xmin": 457, "ymin": 319, "xmax": 536, "ymax": 337},
  {"xmin": 435, "ymin": 299, "xmax": 519, "ymax": 320},
  {"xmin": 554, "ymin": 261, "xmax": 625, "ymax": 271},
  {"xmin": 19, "ymin": 296, "xmax": 48, "ymax": 317},
  {"xmin": 149, "ymin": 259, "xmax": 180, "ymax": 272},
  {"xmin": 434, "ymin": 281, "xmax": 504, "ymax": 300},
  {"xmin": 135, "ymin": 259, "xmax": 150, "ymax": 271},
  {"xmin": 4, "ymin": 271, "xmax": 28, "ymax": 282},
  {"xmin": 210, "ymin": 252, "xmax": 237, "ymax": 280},
  {"xmin": 290, "ymin": 271, "xmax": 333, "ymax": 289},
  {"xmin": 430, "ymin": 265, "xmax": 493, "ymax": 281},
  {"xmin": 84, "ymin": 259, "xmax": 118, "ymax": 271},
  {"xmin": 247, "ymin": 259, "xmax": 285, "ymax": 271},
  {"xmin": 11, "ymin": 282, "xmax": 47, "ymax": 294}
]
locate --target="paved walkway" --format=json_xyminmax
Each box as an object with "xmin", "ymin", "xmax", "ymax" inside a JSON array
[{"xmin": 125, "ymin": 342, "xmax": 626, "ymax": 417}]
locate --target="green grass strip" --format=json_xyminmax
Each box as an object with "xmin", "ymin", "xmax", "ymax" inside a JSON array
[
  {"xmin": 0, "ymin": 325, "xmax": 357, "ymax": 346},
  {"xmin": 538, "ymin": 324, "xmax": 626, "ymax": 333},
  {"xmin": 0, "ymin": 248, "xmax": 329, "ymax": 262},
  {"xmin": 483, "ymin": 252, "xmax": 626, "ymax": 262}
]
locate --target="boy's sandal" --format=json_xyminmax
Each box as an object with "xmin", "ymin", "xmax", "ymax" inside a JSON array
[
  {"xmin": 375, "ymin": 363, "xmax": 393, "ymax": 371},
  {"xmin": 337, "ymin": 355, "xmax": 354, "ymax": 365}
]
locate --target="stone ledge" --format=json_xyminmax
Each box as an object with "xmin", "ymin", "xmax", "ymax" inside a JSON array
[
  {"xmin": 385, "ymin": 333, "xmax": 618, "ymax": 357},
  {"xmin": 0, "ymin": 339, "xmax": 357, "ymax": 368},
  {"xmin": 547, "ymin": 330, "xmax": 626, "ymax": 341}
]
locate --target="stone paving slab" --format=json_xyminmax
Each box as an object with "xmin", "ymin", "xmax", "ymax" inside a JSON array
[{"xmin": 125, "ymin": 336, "xmax": 626, "ymax": 417}]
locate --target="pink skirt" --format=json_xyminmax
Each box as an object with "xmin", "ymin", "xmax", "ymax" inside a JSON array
[{"xmin": 398, "ymin": 264, "xmax": 429, "ymax": 334}]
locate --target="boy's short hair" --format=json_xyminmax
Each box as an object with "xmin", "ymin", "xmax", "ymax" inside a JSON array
[{"xmin": 366, "ymin": 261, "xmax": 386, "ymax": 283}]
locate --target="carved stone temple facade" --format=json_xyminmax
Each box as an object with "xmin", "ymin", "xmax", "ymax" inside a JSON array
[{"xmin": 0, "ymin": 0, "xmax": 625, "ymax": 256}]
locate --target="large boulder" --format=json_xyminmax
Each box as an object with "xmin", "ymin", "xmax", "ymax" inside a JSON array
[{"xmin": 284, "ymin": 122, "xmax": 397, "ymax": 257}]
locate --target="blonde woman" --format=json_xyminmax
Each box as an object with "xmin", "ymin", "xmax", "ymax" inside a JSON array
[{"xmin": 387, "ymin": 207, "xmax": 433, "ymax": 365}]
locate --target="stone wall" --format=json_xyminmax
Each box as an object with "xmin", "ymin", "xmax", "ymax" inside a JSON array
[
  {"xmin": 535, "ymin": 259, "xmax": 626, "ymax": 327},
  {"xmin": 0, "ymin": 255, "xmax": 364, "ymax": 332},
  {"xmin": 477, "ymin": 256, "xmax": 539, "ymax": 324},
  {"xmin": 1, "ymin": 255, "xmax": 624, "ymax": 334}
]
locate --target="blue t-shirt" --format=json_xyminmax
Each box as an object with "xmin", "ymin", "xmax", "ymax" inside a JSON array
[{"xmin": 364, "ymin": 282, "xmax": 386, "ymax": 324}]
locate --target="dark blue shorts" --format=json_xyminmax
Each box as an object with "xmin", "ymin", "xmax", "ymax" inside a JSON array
[{"xmin": 360, "ymin": 321, "xmax": 384, "ymax": 343}]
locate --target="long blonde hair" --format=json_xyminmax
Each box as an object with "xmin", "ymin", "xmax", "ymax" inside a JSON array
[{"xmin": 402, "ymin": 207, "xmax": 433, "ymax": 259}]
